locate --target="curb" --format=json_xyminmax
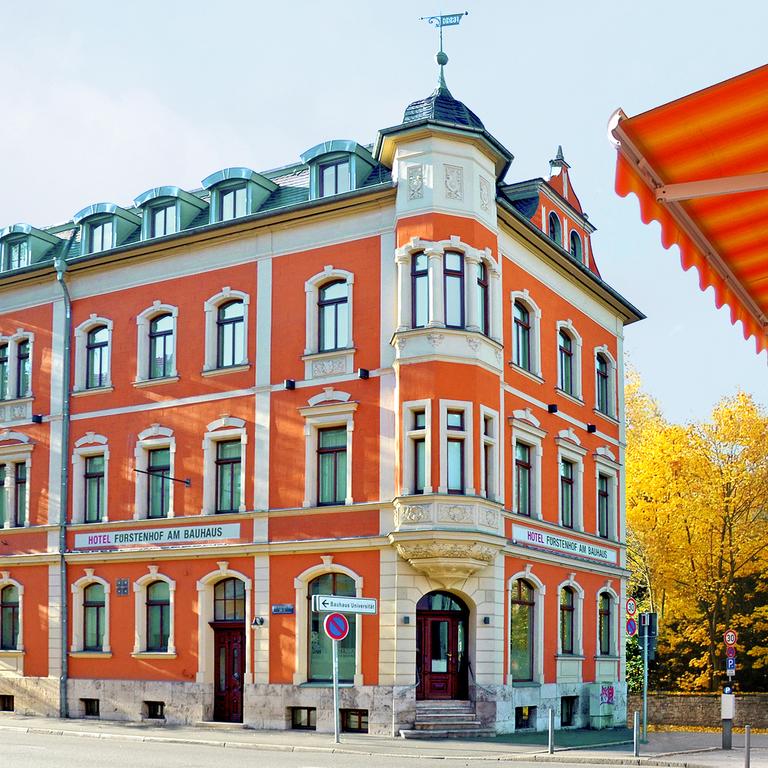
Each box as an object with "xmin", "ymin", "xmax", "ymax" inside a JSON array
[{"xmin": 0, "ymin": 722, "xmax": 721, "ymax": 767}]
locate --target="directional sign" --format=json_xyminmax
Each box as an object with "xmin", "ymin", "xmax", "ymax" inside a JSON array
[
  {"xmin": 726, "ymin": 645, "xmax": 736, "ymax": 659},
  {"xmin": 324, "ymin": 612, "xmax": 349, "ymax": 642},
  {"xmin": 626, "ymin": 618, "xmax": 638, "ymax": 636},
  {"xmin": 724, "ymin": 629, "xmax": 738, "ymax": 647},
  {"xmin": 312, "ymin": 595, "xmax": 377, "ymax": 614},
  {"xmin": 626, "ymin": 597, "xmax": 637, "ymax": 616},
  {"xmin": 726, "ymin": 657, "xmax": 737, "ymax": 671}
]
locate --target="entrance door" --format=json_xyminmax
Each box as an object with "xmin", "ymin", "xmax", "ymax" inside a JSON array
[
  {"xmin": 213, "ymin": 626, "xmax": 245, "ymax": 722},
  {"xmin": 416, "ymin": 591, "xmax": 468, "ymax": 700}
]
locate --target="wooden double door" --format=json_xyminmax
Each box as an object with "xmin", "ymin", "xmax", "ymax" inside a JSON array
[
  {"xmin": 416, "ymin": 596, "xmax": 468, "ymax": 700},
  {"xmin": 212, "ymin": 624, "xmax": 245, "ymax": 722}
]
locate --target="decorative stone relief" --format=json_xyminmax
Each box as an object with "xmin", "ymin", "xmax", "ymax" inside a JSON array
[
  {"xmin": 479, "ymin": 177, "xmax": 491, "ymax": 211},
  {"xmin": 311, "ymin": 357, "xmax": 346, "ymax": 378},
  {"xmin": 407, "ymin": 165, "xmax": 424, "ymax": 200},
  {"xmin": 444, "ymin": 165, "xmax": 464, "ymax": 200},
  {"xmin": 394, "ymin": 336, "xmax": 408, "ymax": 352},
  {"xmin": 396, "ymin": 504, "xmax": 430, "ymax": 526},
  {"xmin": 0, "ymin": 400, "xmax": 32, "ymax": 424},
  {"xmin": 438, "ymin": 504, "xmax": 473, "ymax": 524},
  {"xmin": 466, "ymin": 336, "xmax": 480, "ymax": 352},
  {"xmin": 426, "ymin": 333, "xmax": 444, "ymax": 349},
  {"xmin": 395, "ymin": 541, "xmax": 496, "ymax": 563},
  {"xmin": 481, "ymin": 508, "xmax": 499, "ymax": 529}
]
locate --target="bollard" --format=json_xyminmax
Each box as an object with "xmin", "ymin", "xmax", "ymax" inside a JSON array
[
  {"xmin": 548, "ymin": 707, "xmax": 554, "ymax": 754},
  {"xmin": 744, "ymin": 724, "xmax": 751, "ymax": 768},
  {"xmin": 633, "ymin": 710, "xmax": 640, "ymax": 757}
]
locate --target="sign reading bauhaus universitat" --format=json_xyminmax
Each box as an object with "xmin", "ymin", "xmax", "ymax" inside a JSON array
[{"xmin": 74, "ymin": 523, "xmax": 241, "ymax": 549}]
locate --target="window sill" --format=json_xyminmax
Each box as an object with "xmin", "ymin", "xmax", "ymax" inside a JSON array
[
  {"xmin": 302, "ymin": 347, "xmax": 356, "ymax": 361},
  {"xmin": 0, "ymin": 649, "xmax": 24, "ymax": 657},
  {"xmin": 510, "ymin": 681, "xmax": 541, "ymax": 687},
  {"xmin": 594, "ymin": 654, "xmax": 620, "ymax": 661},
  {"xmin": 555, "ymin": 654, "xmax": 585, "ymax": 660},
  {"xmin": 593, "ymin": 408, "xmax": 619, "ymax": 425},
  {"xmin": 298, "ymin": 681, "xmax": 355, "ymax": 688},
  {"xmin": 70, "ymin": 651, "xmax": 113, "ymax": 658},
  {"xmin": 132, "ymin": 651, "xmax": 178, "ymax": 659},
  {"xmin": 201, "ymin": 364, "xmax": 250, "ymax": 377},
  {"xmin": 555, "ymin": 388, "xmax": 584, "ymax": 406},
  {"xmin": 508, "ymin": 363, "xmax": 544, "ymax": 384},
  {"xmin": 133, "ymin": 376, "xmax": 180, "ymax": 388},
  {"xmin": 72, "ymin": 386, "xmax": 114, "ymax": 397},
  {"xmin": 1, "ymin": 523, "xmax": 32, "ymax": 531},
  {"xmin": 0, "ymin": 395, "xmax": 33, "ymax": 406}
]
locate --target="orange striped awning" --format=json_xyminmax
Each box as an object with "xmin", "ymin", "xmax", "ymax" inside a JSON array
[{"xmin": 612, "ymin": 64, "xmax": 768, "ymax": 354}]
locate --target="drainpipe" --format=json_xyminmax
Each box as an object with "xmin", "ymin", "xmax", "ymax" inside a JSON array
[{"xmin": 54, "ymin": 237, "xmax": 74, "ymax": 719}]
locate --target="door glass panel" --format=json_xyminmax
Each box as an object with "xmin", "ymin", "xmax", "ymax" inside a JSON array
[
  {"xmin": 233, "ymin": 645, "xmax": 240, "ymax": 680},
  {"xmin": 430, "ymin": 620, "xmax": 449, "ymax": 672},
  {"xmin": 218, "ymin": 646, "xmax": 226, "ymax": 691}
]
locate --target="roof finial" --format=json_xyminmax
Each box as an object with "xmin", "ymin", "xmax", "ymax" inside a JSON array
[{"xmin": 420, "ymin": 11, "xmax": 469, "ymax": 89}]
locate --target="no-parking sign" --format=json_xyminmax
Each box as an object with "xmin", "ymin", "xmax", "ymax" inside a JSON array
[{"xmin": 323, "ymin": 612, "xmax": 349, "ymax": 642}]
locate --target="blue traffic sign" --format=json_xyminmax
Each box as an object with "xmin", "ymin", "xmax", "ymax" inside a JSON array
[
  {"xmin": 726, "ymin": 645, "xmax": 736, "ymax": 659},
  {"xmin": 626, "ymin": 618, "xmax": 637, "ymax": 636},
  {"xmin": 726, "ymin": 657, "xmax": 737, "ymax": 670},
  {"xmin": 324, "ymin": 612, "xmax": 349, "ymax": 642}
]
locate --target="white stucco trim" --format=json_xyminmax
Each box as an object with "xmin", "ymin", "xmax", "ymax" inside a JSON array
[
  {"xmin": 135, "ymin": 301, "xmax": 179, "ymax": 382},
  {"xmin": 133, "ymin": 425, "xmax": 176, "ymax": 520},
  {"xmin": 201, "ymin": 419, "xmax": 248, "ymax": 515},
  {"xmin": 132, "ymin": 566, "xmax": 176, "ymax": 655},
  {"xmin": 71, "ymin": 569, "xmax": 110, "ymax": 653},
  {"xmin": 73, "ymin": 315, "xmax": 113, "ymax": 392},
  {"xmin": 507, "ymin": 568, "xmax": 546, "ymax": 685},
  {"xmin": 71, "ymin": 434, "xmax": 110, "ymax": 524},
  {"xmin": 0, "ymin": 440, "xmax": 33, "ymax": 529},
  {"xmin": 304, "ymin": 266, "xmax": 355, "ymax": 357},
  {"xmin": 0, "ymin": 571, "xmax": 24, "ymax": 652},
  {"xmin": 401, "ymin": 399, "xmax": 432, "ymax": 495},
  {"xmin": 203, "ymin": 288, "xmax": 250, "ymax": 372}
]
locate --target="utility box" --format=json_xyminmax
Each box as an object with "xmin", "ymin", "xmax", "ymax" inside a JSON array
[
  {"xmin": 721, "ymin": 693, "xmax": 735, "ymax": 720},
  {"xmin": 588, "ymin": 683, "xmax": 616, "ymax": 729}
]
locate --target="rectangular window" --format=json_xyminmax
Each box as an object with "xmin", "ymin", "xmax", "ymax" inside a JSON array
[
  {"xmin": 290, "ymin": 706, "xmax": 317, "ymax": 730},
  {"xmin": 596, "ymin": 356, "xmax": 610, "ymax": 414},
  {"xmin": 317, "ymin": 427, "xmax": 346, "ymax": 505},
  {"xmin": 414, "ymin": 437, "xmax": 426, "ymax": 494},
  {"xmin": 513, "ymin": 301, "xmax": 531, "ymax": 370},
  {"xmin": 319, "ymin": 160, "xmax": 350, "ymax": 197},
  {"xmin": 446, "ymin": 409, "xmax": 465, "ymax": 495},
  {"xmin": 515, "ymin": 442, "xmax": 532, "ymax": 516},
  {"xmin": 14, "ymin": 463, "xmax": 26, "ymax": 527},
  {"xmin": 81, "ymin": 698, "xmax": 100, "ymax": 717},
  {"xmin": 215, "ymin": 440, "xmax": 242, "ymax": 513},
  {"xmin": 560, "ymin": 589, "xmax": 575, "ymax": 654},
  {"xmin": 0, "ymin": 695, "xmax": 13, "ymax": 712},
  {"xmin": 150, "ymin": 204, "xmax": 176, "ymax": 238},
  {"xmin": 144, "ymin": 701, "xmax": 165, "ymax": 720},
  {"xmin": 6, "ymin": 240, "xmax": 29, "ymax": 270},
  {"xmin": 560, "ymin": 459, "xmax": 574, "ymax": 528},
  {"xmin": 411, "ymin": 252, "xmax": 429, "ymax": 328},
  {"xmin": 597, "ymin": 474, "xmax": 610, "ymax": 538},
  {"xmin": 558, "ymin": 331, "xmax": 573, "ymax": 394},
  {"xmin": 0, "ymin": 465, "xmax": 5, "ymax": 527},
  {"xmin": 0, "ymin": 344, "xmax": 8, "ymax": 399},
  {"xmin": 515, "ymin": 706, "xmax": 536, "ymax": 729},
  {"xmin": 84, "ymin": 455, "xmax": 105, "ymax": 524},
  {"xmin": 89, "ymin": 219, "xmax": 113, "ymax": 253},
  {"xmin": 443, "ymin": 251, "xmax": 465, "ymax": 328},
  {"xmin": 341, "ymin": 709, "xmax": 369, "ymax": 733},
  {"xmin": 147, "ymin": 448, "xmax": 170, "ymax": 519},
  {"xmin": 220, "ymin": 185, "xmax": 247, "ymax": 221},
  {"xmin": 148, "ymin": 314, "xmax": 174, "ymax": 379},
  {"xmin": 599, "ymin": 594, "xmax": 612, "ymax": 655},
  {"xmin": 16, "ymin": 340, "xmax": 30, "ymax": 398}
]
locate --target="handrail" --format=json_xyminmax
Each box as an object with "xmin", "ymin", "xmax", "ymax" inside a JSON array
[{"xmin": 467, "ymin": 660, "xmax": 495, "ymax": 696}]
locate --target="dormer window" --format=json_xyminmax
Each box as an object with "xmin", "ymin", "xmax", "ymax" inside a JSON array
[
  {"xmin": 150, "ymin": 203, "xmax": 177, "ymax": 238},
  {"xmin": 201, "ymin": 168, "xmax": 277, "ymax": 224},
  {"xmin": 4, "ymin": 238, "xmax": 29, "ymax": 271},
  {"xmin": 134, "ymin": 186, "xmax": 207, "ymax": 241},
  {"xmin": 220, "ymin": 185, "xmax": 247, "ymax": 221},
  {"xmin": 73, "ymin": 203, "xmax": 140, "ymax": 256},
  {"xmin": 301, "ymin": 141, "xmax": 376, "ymax": 201},
  {"xmin": 320, "ymin": 159, "xmax": 351, "ymax": 197},
  {"xmin": 88, "ymin": 219, "xmax": 114, "ymax": 254}
]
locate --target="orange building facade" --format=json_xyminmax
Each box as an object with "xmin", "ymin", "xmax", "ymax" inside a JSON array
[{"xmin": 0, "ymin": 83, "xmax": 641, "ymax": 734}]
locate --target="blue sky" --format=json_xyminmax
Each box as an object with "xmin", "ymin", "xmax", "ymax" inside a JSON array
[{"xmin": 0, "ymin": 0, "xmax": 765, "ymax": 423}]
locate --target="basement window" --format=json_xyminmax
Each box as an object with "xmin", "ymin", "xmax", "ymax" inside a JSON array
[
  {"xmin": 290, "ymin": 706, "xmax": 316, "ymax": 730},
  {"xmin": 515, "ymin": 705, "xmax": 536, "ymax": 730},
  {"xmin": 341, "ymin": 708, "xmax": 368, "ymax": 733},
  {"xmin": 561, "ymin": 696, "xmax": 578, "ymax": 727},
  {"xmin": 0, "ymin": 695, "xmax": 14, "ymax": 712},
  {"xmin": 144, "ymin": 700, "xmax": 165, "ymax": 720},
  {"xmin": 81, "ymin": 698, "xmax": 100, "ymax": 718}
]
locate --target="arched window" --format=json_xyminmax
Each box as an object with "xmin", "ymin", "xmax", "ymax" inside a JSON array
[
  {"xmin": 214, "ymin": 578, "xmax": 245, "ymax": 621},
  {"xmin": 318, "ymin": 280, "xmax": 349, "ymax": 352},
  {"xmin": 558, "ymin": 330, "xmax": 574, "ymax": 394},
  {"xmin": 596, "ymin": 353, "xmax": 610, "ymax": 414},
  {"xmin": 149, "ymin": 313, "xmax": 174, "ymax": 380},
  {"xmin": 569, "ymin": 231, "xmax": 583, "ymax": 262},
  {"xmin": 510, "ymin": 579, "xmax": 535, "ymax": 682},
  {"xmin": 217, "ymin": 300, "xmax": 245, "ymax": 368},
  {"xmin": 560, "ymin": 458, "xmax": 575, "ymax": 528},
  {"xmin": 83, "ymin": 583, "xmax": 106, "ymax": 651},
  {"xmin": 146, "ymin": 581, "xmax": 171, "ymax": 652},
  {"xmin": 548, "ymin": 212, "xmax": 562, "ymax": 245},
  {"xmin": 476, "ymin": 262, "xmax": 489, "ymax": 336},
  {"xmin": 598, "ymin": 592, "xmax": 612, "ymax": 655},
  {"xmin": 443, "ymin": 251, "xmax": 465, "ymax": 328},
  {"xmin": 85, "ymin": 325, "xmax": 109, "ymax": 389},
  {"xmin": 308, "ymin": 573, "xmax": 356, "ymax": 682},
  {"xmin": 411, "ymin": 252, "xmax": 429, "ymax": 328},
  {"xmin": 0, "ymin": 585, "xmax": 19, "ymax": 650},
  {"xmin": 560, "ymin": 587, "xmax": 575, "ymax": 654},
  {"xmin": 513, "ymin": 301, "xmax": 531, "ymax": 371}
]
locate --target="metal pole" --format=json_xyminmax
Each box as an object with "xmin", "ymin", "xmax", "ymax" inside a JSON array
[
  {"xmin": 332, "ymin": 638, "xmax": 340, "ymax": 744},
  {"xmin": 744, "ymin": 724, "xmax": 751, "ymax": 768},
  {"xmin": 633, "ymin": 710, "xmax": 640, "ymax": 757},
  {"xmin": 548, "ymin": 707, "xmax": 554, "ymax": 754},
  {"xmin": 642, "ymin": 627, "xmax": 649, "ymax": 742}
]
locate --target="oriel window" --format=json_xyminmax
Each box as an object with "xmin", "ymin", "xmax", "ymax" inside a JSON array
[
  {"xmin": 446, "ymin": 410, "xmax": 465, "ymax": 494},
  {"xmin": 443, "ymin": 251, "xmax": 465, "ymax": 328},
  {"xmin": 411, "ymin": 252, "xmax": 429, "ymax": 328}
]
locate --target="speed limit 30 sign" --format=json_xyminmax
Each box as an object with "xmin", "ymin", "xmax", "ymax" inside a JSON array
[{"xmin": 724, "ymin": 628, "xmax": 738, "ymax": 647}]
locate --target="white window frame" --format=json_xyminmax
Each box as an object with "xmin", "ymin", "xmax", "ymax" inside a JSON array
[
  {"xmin": 203, "ymin": 288, "xmax": 250, "ymax": 372},
  {"xmin": 510, "ymin": 410, "xmax": 545, "ymax": 520},
  {"xmin": 134, "ymin": 424, "xmax": 176, "ymax": 520},
  {"xmin": 594, "ymin": 447, "xmax": 620, "ymax": 541},
  {"xmin": 293, "ymin": 560, "xmax": 364, "ymax": 686},
  {"xmin": 401, "ymin": 399, "xmax": 432, "ymax": 496},
  {"xmin": 0, "ymin": 436, "xmax": 33, "ymax": 529},
  {"xmin": 556, "ymin": 320, "xmax": 583, "ymax": 400},
  {"xmin": 507, "ymin": 569, "xmax": 546, "ymax": 685},
  {"xmin": 556, "ymin": 576, "xmax": 585, "ymax": 657},
  {"xmin": 569, "ymin": 230, "xmax": 583, "ymax": 263},
  {"xmin": 304, "ymin": 266, "xmax": 355, "ymax": 356},
  {"xmin": 509, "ymin": 290, "xmax": 542, "ymax": 378},
  {"xmin": 438, "ymin": 399, "xmax": 474, "ymax": 495},
  {"xmin": 299, "ymin": 392, "xmax": 357, "ymax": 508},
  {"xmin": 479, "ymin": 405, "xmax": 499, "ymax": 501},
  {"xmin": 201, "ymin": 417, "xmax": 248, "ymax": 515},
  {"xmin": 71, "ymin": 569, "xmax": 111, "ymax": 654},
  {"xmin": 135, "ymin": 301, "xmax": 179, "ymax": 383},
  {"xmin": 0, "ymin": 570, "xmax": 24, "ymax": 653},
  {"xmin": 132, "ymin": 566, "xmax": 177, "ymax": 657},
  {"xmin": 73, "ymin": 315, "xmax": 113, "ymax": 392},
  {"xmin": 596, "ymin": 586, "xmax": 620, "ymax": 657},
  {"xmin": 556, "ymin": 430, "xmax": 586, "ymax": 531},
  {"xmin": 71, "ymin": 432, "xmax": 109, "ymax": 524},
  {"xmin": 84, "ymin": 216, "xmax": 116, "ymax": 255},
  {"xmin": 593, "ymin": 345, "xmax": 618, "ymax": 419},
  {"xmin": 0, "ymin": 331, "xmax": 34, "ymax": 401}
]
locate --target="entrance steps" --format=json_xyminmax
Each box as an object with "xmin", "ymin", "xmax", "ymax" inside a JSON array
[
  {"xmin": 194, "ymin": 721, "xmax": 248, "ymax": 729},
  {"xmin": 400, "ymin": 700, "xmax": 494, "ymax": 739}
]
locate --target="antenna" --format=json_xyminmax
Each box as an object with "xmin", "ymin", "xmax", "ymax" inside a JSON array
[{"xmin": 419, "ymin": 11, "xmax": 469, "ymax": 87}]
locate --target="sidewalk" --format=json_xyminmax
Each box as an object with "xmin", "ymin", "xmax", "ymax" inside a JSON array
[{"xmin": 0, "ymin": 714, "xmax": 765, "ymax": 766}]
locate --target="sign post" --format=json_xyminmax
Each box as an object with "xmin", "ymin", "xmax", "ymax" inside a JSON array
[
  {"xmin": 638, "ymin": 612, "xmax": 657, "ymax": 743},
  {"xmin": 722, "ymin": 628, "xmax": 738, "ymax": 750},
  {"xmin": 323, "ymin": 612, "xmax": 349, "ymax": 745}
]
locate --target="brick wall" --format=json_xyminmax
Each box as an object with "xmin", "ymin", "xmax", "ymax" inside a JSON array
[{"xmin": 627, "ymin": 693, "xmax": 768, "ymax": 728}]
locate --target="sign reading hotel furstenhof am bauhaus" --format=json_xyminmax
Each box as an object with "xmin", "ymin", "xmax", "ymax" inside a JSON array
[
  {"xmin": 74, "ymin": 523, "xmax": 241, "ymax": 549},
  {"xmin": 512, "ymin": 524, "xmax": 617, "ymax": 564}
]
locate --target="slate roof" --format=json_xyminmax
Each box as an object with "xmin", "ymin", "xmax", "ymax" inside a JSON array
[{"xmin": 402, "ymin": 85, "xmax": 485, "ymax": 131}]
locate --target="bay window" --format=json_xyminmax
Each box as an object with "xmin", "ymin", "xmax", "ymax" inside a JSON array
[
  {"xmin": 443, "ymin": 251, "xmax": 465, "ymax": 328},
  {"xmin": 411, "ymin": 252, "xmax": 429, "ymax": 328}
]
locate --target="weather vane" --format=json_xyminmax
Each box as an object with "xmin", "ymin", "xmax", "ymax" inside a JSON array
[{"xmin": 419, "ymin": 11, "xmax": 468, "ymax": 87}]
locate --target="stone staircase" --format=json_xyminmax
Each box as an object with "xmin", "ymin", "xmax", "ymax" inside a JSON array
[{"xmin": 399, "ymin": 700, "xmax": 494, "ymax": 739}]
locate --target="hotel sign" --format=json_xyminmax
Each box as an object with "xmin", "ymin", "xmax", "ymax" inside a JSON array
[
  {"xmin": 74, "ymin": 523, "xmax": 241, "ymax": 549},
  {"xmin": 512, "ymin": 524, "xmax": 617, "ymax": 564}
]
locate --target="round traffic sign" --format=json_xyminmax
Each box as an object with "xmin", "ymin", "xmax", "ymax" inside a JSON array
[
  {"xmin": 626, "ymin": 618, "xmax": 637, "ymax": 636},
  {"xmin": 626, "ymin": 598, "xmax": 637, "ymax": 616},
  {"xmin": 726, "ymin": 645, "xmax": 736, "ymax": 659},
  {"xmin": 324, "ymin": 612, "xmax": 349, "ymax": 642},
  {"xmin": 724, "ymin": 629, "xmax": 738, "ymax": 647}
]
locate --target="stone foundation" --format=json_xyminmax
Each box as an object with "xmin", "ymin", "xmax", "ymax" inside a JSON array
[
  {"xmin": 0, "ymin": 676, "xmax": 60, "ymax": 717},
  {"xmin": 627, "ymin": 693, "xmax": 768, "ymax": 729}
]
